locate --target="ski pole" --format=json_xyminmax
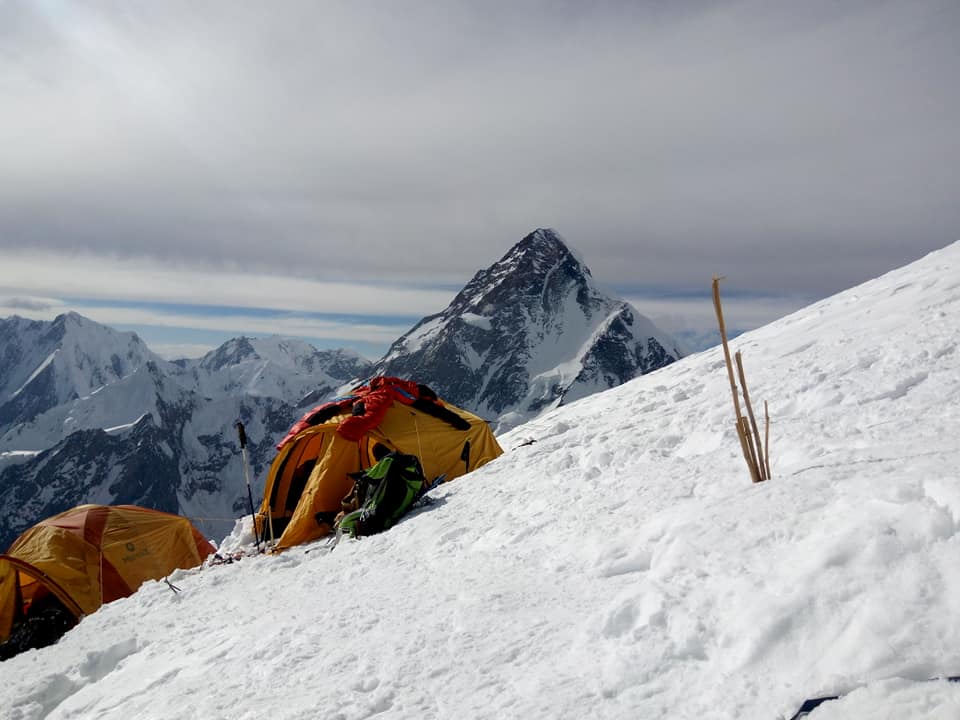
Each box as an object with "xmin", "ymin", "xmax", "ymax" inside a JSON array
[{"xmin": 235, "ymin": 421, "xmax": 261, "ymax": 551}]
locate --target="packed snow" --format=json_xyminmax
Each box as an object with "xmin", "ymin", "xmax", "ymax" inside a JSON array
[{"xmin": 3, "ymin": 243, "xmax": 960, "ymax": 719}]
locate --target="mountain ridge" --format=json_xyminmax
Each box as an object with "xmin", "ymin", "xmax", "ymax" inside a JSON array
[{"xmin": 375, "ymin": 228, "xmax": 684, "ymax": 429}]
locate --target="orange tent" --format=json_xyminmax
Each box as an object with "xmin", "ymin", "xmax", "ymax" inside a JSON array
[
  {"xmin": 259, "ymin": 377, "xmax": 503, "ymax": 550},
  {"xmin": 0, "ymin": 504, "xmax": 215, "ymax": 642}
]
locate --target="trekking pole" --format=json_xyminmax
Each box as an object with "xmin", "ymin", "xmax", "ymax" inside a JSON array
[{"xmin": 235, "ymin": 421, "xmax": 262, "ymax": 552}]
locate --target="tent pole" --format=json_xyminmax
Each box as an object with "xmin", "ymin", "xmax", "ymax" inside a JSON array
[
  {"xmin": 236, "ymin": 422, "xmax": 261, "ymax": 552},
  {"xmin": 411, "ymin": 413, "xmax": 427, "ymax": 479}
]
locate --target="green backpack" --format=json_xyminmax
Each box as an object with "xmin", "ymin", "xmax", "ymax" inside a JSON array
[{"xmin": 336, "ymin": 452, "xmax": 427, "ymax": 538}]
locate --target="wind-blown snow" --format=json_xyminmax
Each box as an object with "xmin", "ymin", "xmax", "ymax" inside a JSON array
[
  {"xmin": 10, "ymin": 350, "xmax": 59, "ymax": 399},
  {"xmin": 3, "ymin": 243, "xmax": 960, "ymax": 719},
  {"xmin": 460, "ymin": 313, "xmax": 493, "ymax": 331},
  {"xmin": 102, "ymin": 414, "xmax": 150, "ymax": 434}
]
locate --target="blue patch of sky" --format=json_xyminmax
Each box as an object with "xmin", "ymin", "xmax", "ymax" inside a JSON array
[
  {"xmin": 67, "ymin": 297, "xmax": 422, "ymax": 327},
  {"xmin": 65, "ymin": 298, "xmax": 417, "ymax": 360},
  {"xmin": 117, "ymin": 323, "xmax": 395, "ymax": 360}
]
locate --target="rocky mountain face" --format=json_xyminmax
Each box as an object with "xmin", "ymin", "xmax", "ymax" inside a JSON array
[
  {"xmin": 374, "ymin": 228, "xmax": 684, "ymax": 430},
  {"xmin": 0, "ymin": 315, "xmax": 372, "ymax": 548}
]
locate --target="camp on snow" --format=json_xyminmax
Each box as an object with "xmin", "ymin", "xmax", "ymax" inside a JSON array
[
  {"xmin": 258, "ymin": 376, "xmax": 503, "ymax": 550},
  {"xmin": 0, "ymin": 377, "xmax": 500, "ymax": 656},
  {"xmin": 0, "ymin": 504, "xmax": 215, "ymax": 653}
]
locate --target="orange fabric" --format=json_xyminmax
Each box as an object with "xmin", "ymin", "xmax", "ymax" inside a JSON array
[
  {"xmin": 274, "ymin": 432, "xmax": 362, "ymax": 550},
  {"xmin": 259, "ymin": 425, "xmax": 336, "ymax": 525},
  {"xmin": 6, "ymin": 523, "xmax": 103, "ymax": 615},
  {"xmin": 335, "ymin": 378, "xmax": 442, "ymax": 441},
  {"xmin": 271, "ymin": 395, "xmax": 504, "ymax": 551},
  {"xmin": 0, "ymin": 505, "xmax": 215, "ymax": 642},
  {"xmin": 337, "ymin": 388, "xmax": 393, "ymax": 441},
  {"xmin": 0, "ymin": 555, "xmax": 85, "ymax": 619},
  {"xmin": 277, "ymin": 378, "xmax": 433, "ymax": 448},
  {"xmin": 277, "ymin": 397, "xmax": 354, "ymax": 450},
  {"xmin": 367, "ymin": 376, "xmax": 422, "ymax": 400},
  {"xmin": 38, "ymin": 503, "xmax": 111, "ymax": 547},
  {"xmin": 100, "ymin": 509, "xmax": 207, "ymax": 603},
  {"xmin": 0, "ymin": 560, "xmax": 17, "ymax": 642}
]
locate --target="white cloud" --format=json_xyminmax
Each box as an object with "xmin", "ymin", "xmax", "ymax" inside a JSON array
[
  {"xmin": 0, "ymin": 1, "xmax": 956, "ymax": 298},
  {"xmin": 76, "ymin": 305, "xmax": 407, "ymax": 343},
  {"xmin": 627, "ymin": 293, "xmax": 812, "ymax": 340},
  {"xmin": 0, "ymin": 251, "xmax": 453, "ymax": 317},
  {"xmin": 0, "ymin": 295, "xmax": 410, "ymax": 348}
]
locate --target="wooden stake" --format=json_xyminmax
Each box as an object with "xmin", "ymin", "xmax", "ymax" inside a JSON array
[
  {"xmin": 712, "ymin": 276, "xmax": 774, "ymax": 484},
  {"xmin": 764, "ymin": 400, "xmax": 771, "ymax": 479},
  {"xmin": 713, "ymin": 277, "xmax": 760, "ymax": 482},
  {"xmin": 740, "ymin": 417, "xmax": 761, "ymax": 483},
  {"xmin": 735, "ymin": 350, "xmax": 766, "ymax": 481},
  {"xmin": 734, "ymin": 419, "xmax": 759, "ymax": 484},
  {"xmin": 712, "ymin": 277, "xmax": 745, "ymax": 421}
]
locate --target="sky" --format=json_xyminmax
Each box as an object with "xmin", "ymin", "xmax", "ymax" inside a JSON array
[{"xmin": 1, "ymin": 0, "xmax": 958, "ymax": 359}]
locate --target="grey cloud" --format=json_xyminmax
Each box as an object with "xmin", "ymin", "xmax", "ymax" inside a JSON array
[
  {"xmin": 1, "ymin": 1, "xmax": 957, "ymax": 296},
  {"xmin": 1, "ymin": 296, "xmax": 64, "ymax": 312}
]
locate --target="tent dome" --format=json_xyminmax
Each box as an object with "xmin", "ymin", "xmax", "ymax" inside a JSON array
[{"xmin": 0, "ymin": 504, "xmax": 215, "ymax": 643}]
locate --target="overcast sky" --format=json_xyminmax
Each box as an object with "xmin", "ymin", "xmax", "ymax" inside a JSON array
[{"xmin": 1, "ymin": 1, "xmax": 958, "ymax": 358}]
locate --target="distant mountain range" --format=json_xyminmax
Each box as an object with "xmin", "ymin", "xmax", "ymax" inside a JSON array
[
  {"xmin": 0, "ymin": 316, "xmax": 372, "ymax": 546},
  {"xmin": 0, "ymin": 229, "xmax": 682, "ymax": 547}
]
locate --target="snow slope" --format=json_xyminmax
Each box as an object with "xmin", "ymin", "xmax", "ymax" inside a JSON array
[{"xmin": 2, "ymin": 242, "xmax": 960, "ymax": 719}]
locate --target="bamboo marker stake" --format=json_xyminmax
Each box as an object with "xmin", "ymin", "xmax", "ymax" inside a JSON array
[
  {"xmin": 733, "ymin": 417, "xmax": 757, "ymax": 484},
  {"xmin": 713, "ymin": 277, "xmax": 761, "ymax": 483},
  {"xmin": 764, "ymin": 400, "xmax": 771, "ymax": 479},
  {"xmin": 712, "ymin": 276, "xmax": 768, "ymax": 483},
  {"xmin": 712, "ymin": 277, "xmax": 744, "ymax": 421},
  {"xmin": 735, "ymin": 350, "xmax": 767, "ymax": 481},
  {"xmin": 740, "ymin": 416, "xmax": 762, "ymax": 483}
]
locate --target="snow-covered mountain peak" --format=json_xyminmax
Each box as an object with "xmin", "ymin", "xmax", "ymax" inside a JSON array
[
  {"xmin": 0, "ymin": 313, "xmax": 162, "ymax": 432},
  {"xmin": 50, "ymin": 310, "xmax": 87, "ymax": 329},
  {"xmin": 197, "ymin": 336, "xmax": 364, "ymax": 376},
  {"xmin": 452, "ymin": 227, "xmax": 596, "ymax": 315},
  {"xmin": 501, "ymin": 227, "xmax": 586, "ymax": 275},
  {"xmin": 46, "ymin": 311, "xmax": 147, "ymax": 353},
  {"xmin": 375, "ymin": 228, "xmax": 684, "ymax": 429},
  {"xmin": 187, "ymin": 335, "xmax": 372, "ymax": 402},
  {"xmin": 198, "ymin": 337, "xmax": 258, "ymax": 371}
]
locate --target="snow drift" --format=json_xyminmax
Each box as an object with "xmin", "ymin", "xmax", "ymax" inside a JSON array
[{"xmin": 2, "ymin": 242, "xmax": 960, "ymax": 719}]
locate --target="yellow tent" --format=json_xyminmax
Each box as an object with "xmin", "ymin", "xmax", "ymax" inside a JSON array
[
  {"xmin": 0, "ymin": 504, "xmax": 215, "ymax": 643},
  {"xmin": 259, "ymin": 377, "xmax": 503, "ymax": 550}
]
